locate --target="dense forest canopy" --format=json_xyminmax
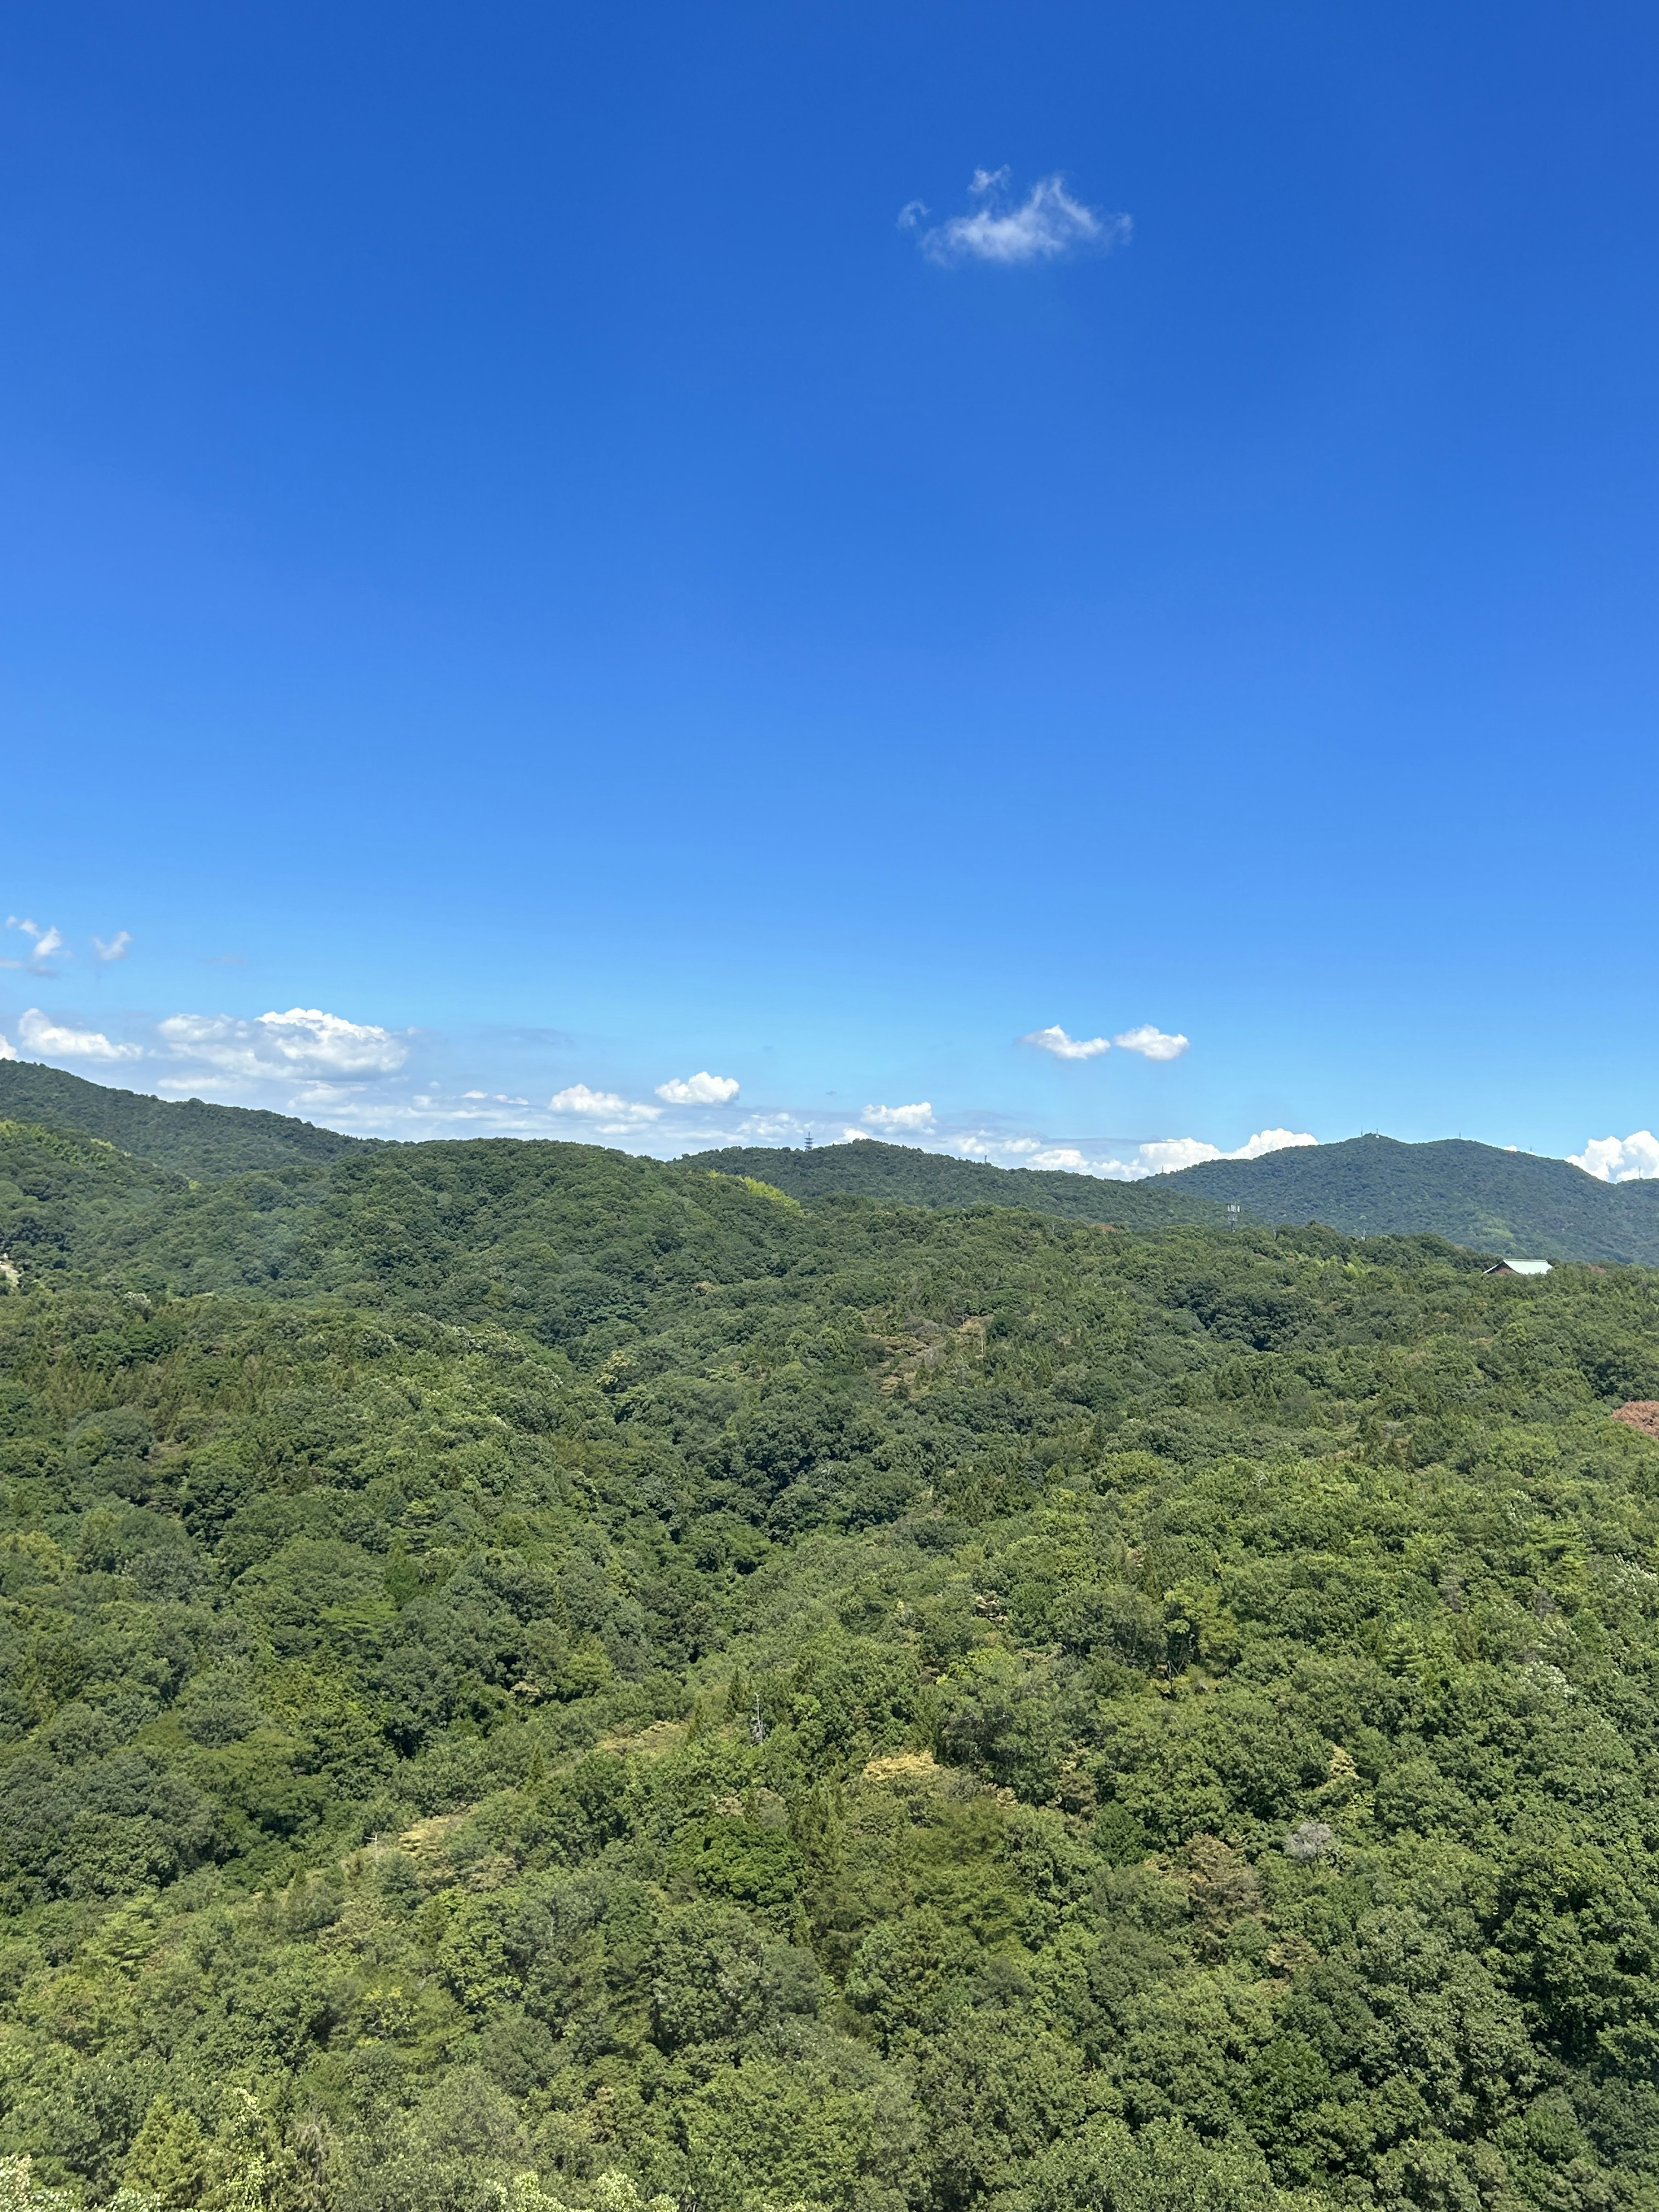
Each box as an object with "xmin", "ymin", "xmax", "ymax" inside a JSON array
[{"xmin": 2, "ymin": 1093, "xmax": 1659, "ymax": 2210}]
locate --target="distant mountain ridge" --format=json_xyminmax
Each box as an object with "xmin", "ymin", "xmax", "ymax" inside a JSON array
[
  {"xmin": 0, "ymin": 1060, "xmax": 365, "ymax": 1178},
  {"xmin": 3, "ymin": 1060, "xmax": 1656, "ymax": 1262},
  {"xmin": 692, "ymin": 1132, "xmax": 1659, "ymax": 1264}
]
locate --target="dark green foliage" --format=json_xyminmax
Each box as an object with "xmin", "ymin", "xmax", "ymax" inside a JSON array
[{"xmin": 5, "ymin": 1101, "xmax": 1659, "ymax": 2208}]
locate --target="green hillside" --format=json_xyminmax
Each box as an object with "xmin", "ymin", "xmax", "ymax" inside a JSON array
[
  {"xmin": 3, "ymin": 1117, "xmax": 1659, "ymax": 2209},
  {"xmin": 691, "ymin": 1134, "xmax": 1659, "ymax": 1264},
  {"xmin": 0, "ymin": 1060, "xmax": 365, "ymax": 1180},
  {"xmin": 1172, "ymin": 1134, "xmax": 1659, "ymax": 1264}
]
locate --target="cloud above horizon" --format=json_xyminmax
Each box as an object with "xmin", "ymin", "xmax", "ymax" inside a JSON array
[
  {"xmin": 92, "ymin": 931, "xmax": 132, "ymax": 963},
  {"xmin": 549, "ymin": 1083, "xmax": 662, "ymax": 1132},
  {"xmin": 655, "ymin": 1071, "xmax": 740, "ymax": 1106},
  {"xmin": 158, "ymin": 1007, "xmax": 408, "ymax": 1084},
  {"xmin": 1113, "ymin": 1024, "xmax": 1190, "ymax": 1062},
  {"xmin": 1020, "ymin": 1025, "xmax": 1111, "ymax": 1061},
  {"xmin": 943, "ymin": 1124, "xmax": 1316, "ymax": 1180},
  {"xmin": 1570, "ymin": 1131, "xmax": 1659, "ymax": 1182},
  {"xmin": 905, "ymin": 170, "xmax": 1129, "ymax": 267},
  {"xmin": 861, "ymin": 1100, "xmax": 935, "ymax": 1133},
  {"xmin": 18, "ymin": 1007, "xmax": 141, "ymax": 1062}
]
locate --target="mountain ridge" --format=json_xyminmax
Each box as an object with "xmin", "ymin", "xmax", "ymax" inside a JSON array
[{"xmin": 3, "ymin": 1059, "xmax": 1656, "ymax": 1262}]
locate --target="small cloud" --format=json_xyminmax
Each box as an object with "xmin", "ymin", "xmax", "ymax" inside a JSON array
[
  {"xmin": 655, "ymin": 1071, "xmax": 741, "ymax": 1106},
  {"xmin": 1570, "ymin": 1131, "xmax": 1659, "ymax": 1183},
  {"xmin": 17, "ymin": 1007, "xmax": 142, "ymax": 1062},
  {"xmin": 3, "ymin": 919, "xmax": 68, "ymax": 976},
  {"xmin": 1021, "ymin": 1024, "xmax": 1110, "ymax": 1061},
  {"xmin": 1113, "ymin": 1024, "xmax": 1189, "ymax": 1062},
  {"xmin": 862, "ymin": 1101, "xmax": 935, "ymax": 1132},
  {"xmin": 549, "ymin": 1083, "xmax": 662, "ymax": 1131},
  {"xmin": 914, "ymin": 171, "xmax": 1129, "ymax": 267},
  {"xmin": 91, "ymin": 931, "xmax": 132, "ymax": 963},
  {"xmin": 159, "ymin": 1007, "xmax": 409, "ymax": 1083},
  {"xmin": 896, "ymin": 199, "xmax": 929, "ymax": 230},
  {"xmin": 0, "ymin": 1032, "xmax": 15, "ymax": 1062}
]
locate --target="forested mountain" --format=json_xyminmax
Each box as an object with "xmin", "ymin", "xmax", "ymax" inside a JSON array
[
  {"xmin": 4, "ymin": 1106, "xmax": 1659, "ymax": 2211},
  {"xmin": 697, "ymin": 1135, "xmax": 1659, "ymax": 1264},
  {"xmin": 690, "ymin": 1142, "xmax": 1225, "ymax": 1231},
  {"xmin": 1173, "ymin": 1135, "xmax": 1659, "ymax": 1264},
  {"xmin": 3, "ymin": 1065, "xmax": 1653, "ymax": 1262},
  {"xmin": 0, "ymin": 1062, "xmax": 365, "ymax": 1180}
]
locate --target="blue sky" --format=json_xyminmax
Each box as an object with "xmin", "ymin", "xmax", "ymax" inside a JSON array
[{"xmin": 4, "ymin": 1, "xmax": 1659, "ymax": 1177}]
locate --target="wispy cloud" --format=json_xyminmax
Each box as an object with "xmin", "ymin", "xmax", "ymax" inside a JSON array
[
  {"xmin": 158, "ymin": 1007, "xmax": 409, "ymax": 1084},
  {"xmin": 655, "ymin": 1071, "xmax": 741, "ymax": 1106},
  {"xmin": 1020, "ymin": 1025, "xmax": 1111, "ymax": 1061},
  {"xmin": 911, "ymin": 170, "xmax": 1129, "ymax": 268},
  {"xmin": 861, "ymin": 1101, "xmax": 935, "ymax": 1133},
  {"xmin": 17, "ymin": 1007, "xmax": 142, "ymax": 1062},
  {"xmin": 1570, "ymin": 1131, "xmax": 1659, "ymax": 1182},
  {"xmin": 3, "ymin": 920, "xmax": 67, "ymax": 976},
  {"xmin": 92, "ymin": 931, "xmax": 132, "ymax": 963},
  {"xmin": 549, "ymin": 1083, "xmax": 662, "ymax": 1133},
  {"xmin": 1112, "ymin": 1024, "xmax": 1189, "ymax": 1062}
]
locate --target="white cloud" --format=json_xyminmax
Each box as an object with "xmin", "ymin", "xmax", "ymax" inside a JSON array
[
  {"xmin": 896, "ymin": 199, "xmax": 929, "ymax": 230},
  {"xmin": 0, "ymin": 1032, "xmax": 15, "ymax": 1062},
  {"xmin": 3, "ymin": 919, "xmax": 67, "ymax": 975},
  {"xmin": 1122, "ymin": 1128, "xmax": 1318, "ymax": 1178},
  {"xmin": 549, "ymin": 1083, "xmax": 662, "ymax": 1132},
  {"xmin": 655, "ymin": 1070, "xmax": 741, "ymax": 1106},
  {"xmin": 92, "ymin": 931, "xmax": 132, "ymax": 963},
  {"xmin": 1020, "ymin": 1025, "xmax": 1111, "ymax": 1061},
  {"xmin": 916, "ymin": 172, "xmax": 1129, "ymax": 267},
  {"xmin": 862, "ymin": 1101, "xmax": 935, "ymax": 1132},
  {"xmin": 159, "ymin": 1007, "xmax": 408, "ymax": 1083},
  {"xmin": 1570, "ymin": 1131, "xmax": 1659, "ymax": 1182},
  {"xmin": 17, "ymin": 1007, "xmax": 142, "ymax": 1062},
  {"xmin": 1113, "ymin": 1024, "xmax": 1190, "ymax": 1062}
]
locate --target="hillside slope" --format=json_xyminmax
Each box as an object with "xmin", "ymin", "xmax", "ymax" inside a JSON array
[
  {"xmin": 1171, "ymin": 1132, "xmax": 1659, "ymax": 1262},
  {"xmin": 0, "ymin": 1059, "xmax": 366, "ymax": 1178},
  {"xmin": 3, "ymin": 1132, "xmax": 1659, "ymax": 2208}
]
